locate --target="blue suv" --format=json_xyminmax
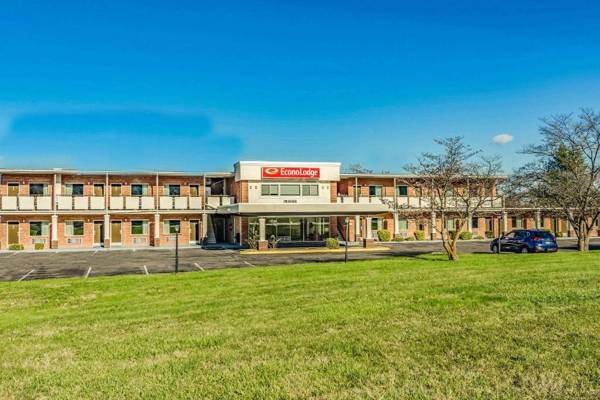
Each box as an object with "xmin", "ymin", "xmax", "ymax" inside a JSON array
[{"xmin": 490, "ymin": 229, "xmax": 558, "ymax": 253}]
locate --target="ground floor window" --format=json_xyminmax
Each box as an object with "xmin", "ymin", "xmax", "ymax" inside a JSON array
[
  {"xmin": 30, "ymin": 221, "xmax": 49, "ymax": 236},
  {"xmin": 131, "ymin": 220, "xmax": 148, "ymax": 235},
  {"xmin": 397, "ymin": 218, "xmax": 408, "ymax": 231},
  {"xmin": 512, "ymin": 216, "xmax": 523, "ymax": 228},
  {"xmin": 65, "ymin": 221, "xmax": 84, "ymax": 236},
  {"xmin": 248, "ymin": 217, "xmax": 330, "ymax": 241},
  {"xmin": 163, "ymin": 220, "xmax": 181, "ymax": 234},
  {"xmin": 472, "ymin": 217, "xmax": 479, "ymax": 229}
]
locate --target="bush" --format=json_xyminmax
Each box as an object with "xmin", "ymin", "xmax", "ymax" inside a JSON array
[
  {"xmin": 474, "ymin": 235, "xmax": 484, "ymax": 240},
  {"xmin": 377, "ymin": 229, "xmax": 391, "ymax": 242},
  {"xmin": 8, "ymin": 244, "xmax": 24, "ymax": 251},
  {"xmin": 325, "ymin": 238, "xmax": 339, "ymax": 249},
  {"xmin": 393, "ymin": 236, "xmax": 405, "ymax": 242},
  {"xmin": 246, "ymin": 226, "xmax": 259, "ymax": 249},
  {"xmin": 459, "ymin": 231, "xmax": 473, "ymax": 240},
  {"xmin": 485, "ymin": 230, "xmax": 494, "ymax": 239},
  {"xmin": 405, "ymin": 236, "xmax": 416, "ymax": 241},
  {"xmin": 34, "ymin": 243, "xmax": 45, "ymax": 250},
  {"xmin": 414, "ymin": 230, "xmax": 425, "ymax": 241}
]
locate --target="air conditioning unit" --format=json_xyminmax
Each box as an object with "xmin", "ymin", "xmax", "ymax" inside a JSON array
[
  {"xmin": 133, "ymin": 237, "xmax": 147, "ymax": 244},
  {"xmin": 67, "ymin": 237, "xmax": 82, "ymax": 245},
  {"xmin": 31, "ymin": 238, "xmax": 46, "ymax": 244}
]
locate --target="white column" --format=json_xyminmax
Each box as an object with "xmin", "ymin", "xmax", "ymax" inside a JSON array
[
  {"xmin": 365, "ymin": 217, "xmax": 372, "ymax": 239},
  {"xmin": 354, "ymin": 215, "xmax": 360, "ymax": 238},
  {"xmin": 501, "ymin": 211, "xmax": 508, "ymax": 234},
  {"xmin": 535, "ymin": 210, "xmax": 541, "ymax": 229},
  {"xmin": 104, "ymin": 214, "xmax": 110, "ymax": 241},
  {"xmin": 201, "ymin": 213, "xmax": 208, "ymax": 239},
  {"xmin": 393, "ymin": 212, "xmax": 400, "ymax": 236},
  {"xmin": 154, "ymin": 213, "xmax": 160, "ymax": 240},
  {"xmin": 259, "ymin": 217, "xmax": 266, "ymax": 241},
  {"xmin": 430, "ymin": 211, "xmax": 437, "ymax": 239},
  {"xmin": 51, "ymin": 214, "xmax": 58, "ymax": 244},
  {"xmin": 467, "ymin": 213, "xmax": 473, "ymax": 233}
]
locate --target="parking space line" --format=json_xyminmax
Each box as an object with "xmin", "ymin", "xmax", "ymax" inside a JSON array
[
  {"xmin": 143, "ymin": 265, "xmax": 149, "ymax": 275},
  {"xmin": 244, "ymin": 261, "xmax": 255, "ymax": 267},
  {"xmin": 84, "ymin": 267, "xmax": 92, "ymax": 278},
  {"xmin": 193, "ymin": 262, "xmax": 204, "ymax": 271},
  {"xmin": 18, "ymin": 270, "xmax": 35, "ymax": 281}
]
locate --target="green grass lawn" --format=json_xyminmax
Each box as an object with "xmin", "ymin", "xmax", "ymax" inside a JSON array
[{"xmin": 1, "ymin": 253, "xmax": 599, "ymax": 399}]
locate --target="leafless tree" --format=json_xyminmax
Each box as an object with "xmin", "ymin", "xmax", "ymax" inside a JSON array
[
  {"xmin": 507, "ymin": 109, "xmax": 600, "ymax": 251},
  {"xmin": 344, "ymin": 163, "xmax": 373, "ymax": 174},
  {"xmin": 407, "ymin": 137, "xmax": 502, "ymax": 261}
]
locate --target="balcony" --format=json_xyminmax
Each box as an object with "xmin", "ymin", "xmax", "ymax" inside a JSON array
[
  {"xmin": 0, "ymin": 196, "xmax": 52, "ymax": 211},
  {"xmin": 206, "ymin": 195, "xmax": 233, "ymax": 208},
  {"xmin": 57, "ymin": 196, "xmax": 105, "ymax": 210},
  {"xmin": 123, "ymin": 196, "xmax": 155, "ymax": 210},
  {"xmin": 159, "ymin": 196, "xmax": 204, "ymax": 210}
]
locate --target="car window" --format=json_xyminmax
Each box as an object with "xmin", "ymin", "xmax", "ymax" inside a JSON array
[
  {"xmin": 539, "ymin": 232, "xmax": 554, "ymax": 239},
  {"xmin": 514, "ymin": 231, "xmax": 529, "ymax": 239},
  {"xmin": 505, "ymin": 232, "xmax": 516, "ymax": 238}
]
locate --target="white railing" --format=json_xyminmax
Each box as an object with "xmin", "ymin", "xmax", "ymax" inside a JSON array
[
  {"xmin": 335, "ymin": 195, "xmax": 502, "ymax": 209},
  {"xmin": 206, "ymin": 195, "xmax": 234, "ymax": 208},
  {"xmin": 110, "ymin": 197, "xmax": 124, "ymax": 210},
  {"xmin": 0, "ymin": 196, "xmax": 52, "ymax": 211},
  {"xmin": 90, "ymin": 196, "xmax": 105, "ymax": 209}
]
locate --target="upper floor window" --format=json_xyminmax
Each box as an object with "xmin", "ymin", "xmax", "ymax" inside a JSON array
[
  {"xmin": 261, "ymin": 184, "xmax": 279, "ymax": 196},
  {"xmin": 302, "ymin": 184, "xmax": 319, "ymax": 196},
  {"xmin": 29, "ymin": 183, "xmax": 48, "ymax": 196},
  {"xmin": 352, "ymin": 185, "xmax": 362, "ymax": 197},
  {"xmin": 65, "ymin": 184, "xmax": 84, "ymax": 196},
  {"xmin": 280, "ymin": 184, "xmax": 300, "ymax": 196},
  {"xmin": 131, "ymin": 183, "xmax": 149, "ymax": 196},
  {"xmin": 111, "ymin": 184, "xmax": 122, "ymax": 196},
  {"xmin": 396, "ymin": 185, "xmax": 408, "ymax": 196},
  {"xmin": 369, "ymin": 185, "xmax": 383, "ymax": 197},
  {"xmin": 164, "ymin": 184, "xmax": 180, "ymax": 196}
]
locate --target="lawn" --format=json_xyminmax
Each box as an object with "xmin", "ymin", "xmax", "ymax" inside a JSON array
[{"xmin": 1, "ymin": 253, "xmax": 599, "ymax": 399}]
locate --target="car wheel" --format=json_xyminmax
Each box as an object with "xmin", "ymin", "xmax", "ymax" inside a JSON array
[
  {"xmin": 491, "ymin": 244, "xmax": 498, "ymax": 253},
  {"xmin": 520, "ymin": 246, "xmax": 529, "ymax": 254}
]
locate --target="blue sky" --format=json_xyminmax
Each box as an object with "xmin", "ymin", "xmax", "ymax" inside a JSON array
[{"xmin": 1, "ymin": 0, "xmax": 599, "ymax": 172}]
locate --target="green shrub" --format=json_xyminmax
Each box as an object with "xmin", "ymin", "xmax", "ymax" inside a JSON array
[
  {"xmin": 405, "ymin": 236, "xmax": 416, "ymax": 241},
  {"xmin": 393, "ymin": 236, "xmax": 405, "ymax": 242},
  {"xmin": 485, "ymin": 230, "xmax": 494, "ymax": 239},
  {"xmin": 8, "ymin": 244, "xmax": 24, "ymax": 251},
  {"xmin": 376, "ymin": 229, "xmax": 391, "ymax": 242},
  {"xmin": 34, "ymin": 243, "xmax": 45, "ymax": 250},
  {"xmin": 325, "ymin": 238, "xmax": 339, "ymax": 249},
  {"xmin": 459, "ymin": 231, "xmax": 473, "ymax": 240},
  {"xmin": 414, "ymin": 230, "xmax": 425, "ymax": 241},
  {"xmin": 474, "ymin": 235, "xmax": 484, "ymax": 240}
]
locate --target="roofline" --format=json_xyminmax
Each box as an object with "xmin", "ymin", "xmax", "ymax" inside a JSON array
[
  {"xmin": 340, "ymin": 173, "xmax": 508, "ymax": 179},
  {"xmin": 0, "ymin": 168, "xmax": 234, "ymax": 177}
]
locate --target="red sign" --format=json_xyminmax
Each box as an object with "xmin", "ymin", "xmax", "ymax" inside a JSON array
[{"xmin": 262, "ymin": 166, "xmax": 320, "ymax": 179}]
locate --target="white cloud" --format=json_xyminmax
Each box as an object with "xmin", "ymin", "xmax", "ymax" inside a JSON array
[{"xmin": 492, "ymin": 133, "xmax": 514, "ymax": 145}]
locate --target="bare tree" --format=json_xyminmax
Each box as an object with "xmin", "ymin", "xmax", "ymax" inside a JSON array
[
  {"xmin": 508, "ymin": 109, "xmax": 600, "ymax": 251},
  {"xmin": 407, "ymin": 137, "xmax": 502, "ymax": 261},
  {"xmin": 344, "ymin": 163, "xmax": 373, "ymax": 174}
]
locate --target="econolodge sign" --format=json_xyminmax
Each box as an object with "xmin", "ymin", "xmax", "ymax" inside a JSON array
[{"xmin": 261, "ymin": 166, "xmax": 320, "ymax": 179}]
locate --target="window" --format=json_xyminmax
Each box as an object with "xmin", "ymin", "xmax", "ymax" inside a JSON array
[
  {"xmin": 369, "ymin": 185, "xmax": 383, "ymax": 197},
  {"xmin": 189, "ymin": 185, "xmax": 200, "ymax": 197},
  {"xmin": 111, "ymin": 184, "xmax": 122, "ymax": 196},
  {"xmin": 65, "ymin": 221, "xmax": 84, "ymax": 236},
  {"xmin": 398, "ymin": 218, "xmax": 408, "ymax": 230},
  {"xmin": 261, "ymin": 184, "xmax": 279, "ymax": 196},
  {"xmin": 371, "ymin": 218, "xmax": 384, "ymax": 232},
  {"xmin": 164, "ymin": 220, "xmax": 181, "ymax": 234},
  {"xmin": 65, "ymin": 184, "xmax": 84, "ymax": 196},
  {"xmin": 93, "ymin": 184, "xmax": 104, "ymax": 197},
  {"xmin": 396, "ymin": 185, "xmax": 408, "ymax": 196},
  {"xmin": 445, "ymin": 219, "xmax": 456, "ymax": 231},
  {"xmin": 472, "ymin": 217, "xmax": 479, "ymax": 229},
  {"xmin": 512, "ymin": 216, "xmax": 523, "ymax": 228},
  {"xmin": 131, "ymin": 220, "xmax": 148, "ymax": 235},
  {"xmin": 29, "ymin": 221, "xmax": 49, "ymax": 236},
  {"xmin": 352, "ymin": 185, "xmax": 362, "ymax": 198},
  {"xmin": 29, "ymin": 183, "xmax": 47, "ymax": 196},
  {"xmin": 131, "ymin": 184, "xmax": 149, "ymax": 196},
  {"xmin": 280, "ymin": 184, "xmax": 300, "ymax": 196},
  {"xmin": 8, "ymin": 183, "xmax": 19, "ymax": 196},
  {"xmin": 302, "ymin": 184, "xmax": 319, "ymax": 196},
  {"xmin": 444, "ymin": 187, "xmax": 454, "ymax": 197},
  {"xmin": 165, "ymin": 184, "xmax": 181, "ymax": 196}
]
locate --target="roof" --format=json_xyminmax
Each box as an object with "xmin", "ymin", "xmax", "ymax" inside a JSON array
[{"xmin": 0, "ymin": 168, "xmax": 233, "ymax": 178}]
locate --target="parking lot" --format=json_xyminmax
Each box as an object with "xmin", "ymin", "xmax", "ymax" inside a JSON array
[{"xmin": 1, "ymin": 238, "xmax": 597, "ymax": 282}]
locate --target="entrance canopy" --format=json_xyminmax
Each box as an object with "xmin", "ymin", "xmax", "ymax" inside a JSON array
[{"xmin": 216, "ymin": 203, "xmax": 389, "ymax": 216}]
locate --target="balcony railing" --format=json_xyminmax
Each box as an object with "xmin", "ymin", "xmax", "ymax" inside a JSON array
[
  {"xmin": 336, "ymin": 195, "xmax": 503, "ymax": 209},
  {"xmin": 158, "ymin": 196, "xmax": 204, "ymax": 210},
  {"xmin": 206, "ymin": 195, "xmax": 233, "ymax": 208},
  {"xmin": 57, "ymin": 196, "xmax": 105, "ymax": 210},
  {"xmin": 0, "ymin": 196, "xmax": 52, "ymax": 211}
]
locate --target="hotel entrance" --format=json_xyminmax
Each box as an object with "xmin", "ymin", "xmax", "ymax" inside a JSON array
[{"xmin": 248, "ymin": 217, "xmax": 330, "ymax": 242}]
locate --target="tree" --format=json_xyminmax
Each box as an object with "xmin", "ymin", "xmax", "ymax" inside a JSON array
[
  {"xmin": 344, "ymin": 163, "xmax": 373, "ymax": 174},
  {"xmin": 508, "ymin": 109, "xmax": 600, "ymax": 251},
  {"xmin": 407, "ymin": 137, "xmax": 502, "ymax": 261}
]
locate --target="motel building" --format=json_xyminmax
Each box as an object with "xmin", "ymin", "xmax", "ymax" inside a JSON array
[{"xmin": 0, "ymin": 161, "xmax": 581, "ymax": 251}]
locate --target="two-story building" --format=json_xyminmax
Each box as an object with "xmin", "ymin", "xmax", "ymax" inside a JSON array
[{"xmin": 0, "ymin": 161, "xmax": 579, "ymax": 250}]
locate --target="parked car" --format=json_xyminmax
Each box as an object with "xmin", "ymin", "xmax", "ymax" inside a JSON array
[{"xmin": 490, "ymin": 229, "xmax": 558, "ymax": 253}]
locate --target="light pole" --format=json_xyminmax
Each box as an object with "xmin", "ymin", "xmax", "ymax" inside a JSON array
[
  {"xmin": 174, "ymin": 224, "xmax": 180, "ymax": 273},
  {"xmin": 344, "ymin": 217, "xmax": 350, "ymax": 263}
]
